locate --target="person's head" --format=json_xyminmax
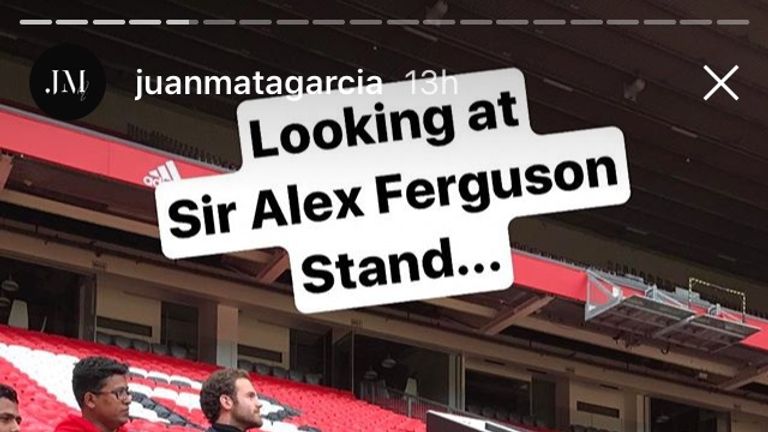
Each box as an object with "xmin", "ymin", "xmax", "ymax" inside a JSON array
[
  {"xmin": 71, "ymin": 356, "xmax": 131, "ymax": 430},
  {"xmin": 0, "ymin": 384, "xmax": 21, "ymax": 432},
  {"xmin": 200, "ymin": 368, "xmax": 262, "ymax": 430}
]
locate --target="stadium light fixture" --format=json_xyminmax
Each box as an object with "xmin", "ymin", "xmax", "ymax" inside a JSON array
[
  {"xmin": 381, "ymin": 354, "xmax": 396, "ymax": 369},
  {"xmin": 1, "ymin": 275, "xmax": 19, "ymax": 293},
  {"xmin": 364, "ymin": 366, "xmax": 378, "ymax": 380}
]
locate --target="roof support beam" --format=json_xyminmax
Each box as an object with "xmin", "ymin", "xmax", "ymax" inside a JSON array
[
  {"xmin": 256, "ymin": 249, "xmax": 290, "ymax": 284},
  {"xmin": 480, "ymin": 295, "xmax": 554, "ymax": 335},
  {"xmin": 0, "ymin": 154, "xmax": 12, "ymax": 191},
  {"xmin": 719, "ymin": 363, "xmax": 768, "ymax": 390},
  {"xmin": 424, "ymin": 298, "xmax": 497, "ymax": 319}
]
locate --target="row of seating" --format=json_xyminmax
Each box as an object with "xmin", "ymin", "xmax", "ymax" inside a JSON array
[
  {"xmin": 466, "ymin": 404, "xmax": 548, "ymax": 429},
  {"xmin": 0, "ymin": 325, "xmax": 426, "ymax": 432},
  {"xmin": 238, "ymin": 359, "xmax": 323, "ymax": 385},
  {"xmin": 96, "ymin": 331, "xmax": 194, "ymax": 360},
  {"xmin": 569, "ymin": 425, "xmax": 618, "ymax": 432},
  {"xmin": 125, "ymin": 123, "xmax": 238, "ymax": 170}
]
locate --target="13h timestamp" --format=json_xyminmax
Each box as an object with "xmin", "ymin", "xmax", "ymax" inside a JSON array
[{"xmin": 405, "ymin": 69, "xmax": 458, "ymax": 95}]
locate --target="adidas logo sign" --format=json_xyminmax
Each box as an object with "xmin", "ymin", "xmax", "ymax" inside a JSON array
[{"xmin": 143, "ymin": 160, "xmax": 181, "ymax": 187}]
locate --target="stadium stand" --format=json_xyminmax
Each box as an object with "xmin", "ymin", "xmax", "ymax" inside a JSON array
[{"xmin": 0, "ymin": 325, "xmax": 428, "ymax": 432}]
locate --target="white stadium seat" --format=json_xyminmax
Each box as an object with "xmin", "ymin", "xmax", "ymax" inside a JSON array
[
  {"xmin": 177, "ymin": 392, "xmax": 201, "ymax": 411},
  {"xmin": 129, "ymin": 367, "xmax": 149, "ymax": 378},
  {"xmin": 147, "ymin": 371, "xmax": 171, "ymax": 382},
  {"xmin": 128, "ymin": 383, "xmax": 153, "ymax": 398},
  {"xmin": 151, "ymin": 386, "xmax": 179, "ymax": 401}
]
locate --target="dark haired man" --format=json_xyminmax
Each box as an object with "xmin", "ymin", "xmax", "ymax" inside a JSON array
[
  {"xmin": 200, "ymin": 368, "xmax": 263, "ymax": 431},
  {"xmin": 54, "ymin": 356, "xmax": 132, "ymax": 432},
  {"xmin": 0, "ymin": 384, "xmax": 21, "ymax": 432}
]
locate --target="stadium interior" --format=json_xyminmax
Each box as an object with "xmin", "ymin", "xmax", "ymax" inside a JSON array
[{"xmin": 2, "ymin": 1, "xmax": 768, "ymax": 431}]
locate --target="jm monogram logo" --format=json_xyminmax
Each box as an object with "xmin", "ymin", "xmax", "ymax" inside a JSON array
[
  {"xmin": 30, "ymin": 44, "xmax": 105, "ymax": 121},
  {"xmin": 47, "ymin": 69, "xmax": 90, "ymax": 101}
]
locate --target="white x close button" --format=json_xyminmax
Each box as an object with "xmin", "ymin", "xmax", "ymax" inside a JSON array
[{"xmin": 703, "ymin": 65, "xmax": 739, "ymax": 101}]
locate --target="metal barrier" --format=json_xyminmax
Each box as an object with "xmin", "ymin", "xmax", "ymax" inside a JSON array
[{"xmin": 359, "ymin": 381, "xmax": 484, "ymax": 422}]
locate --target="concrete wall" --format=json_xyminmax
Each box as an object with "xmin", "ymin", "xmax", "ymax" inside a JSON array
[
  {"xmin": 570, "ymin": 381, "xmax": 623, "ymax": 431},
  {"xmin": 238, "ymin": 311, "xmax": 290, "ymax": 368},
  {"xmin": 96, "ymin": 274, "xmax": 162, "ymax": 343},
  {"xmin": 733, "ymin": 412, "xmax": 768, "ymax": 432}
]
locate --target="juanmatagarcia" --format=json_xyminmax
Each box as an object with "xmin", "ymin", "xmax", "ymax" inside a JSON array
[{"xmin": 134, "ymin": 68, "xmax": 383, "ymax": 101}]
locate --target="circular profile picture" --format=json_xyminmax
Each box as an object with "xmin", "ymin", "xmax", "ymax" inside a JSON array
[{"xmin": 29, "ymin": 43, "xmax": 106, "ymax": 121}]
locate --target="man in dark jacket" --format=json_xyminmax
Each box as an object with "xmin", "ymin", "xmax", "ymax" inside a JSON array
[
  {"xmin": 54, "ymin": 356, "xmax": 131, "ymax": 432},
  {"xmin": 200, "ymin": 368, "xmax": 263, "ymax": 432},
  {"xmin": 0, "ymin": 384, "xmax": 21, "ymax": 432}
]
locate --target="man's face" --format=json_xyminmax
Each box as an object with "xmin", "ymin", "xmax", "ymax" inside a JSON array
[
  {"xmin": 0, "ymin": 398, "xmax": 21, "ymax": 432},
  {"xmin": 85, "ymin": 375, "xmax": 131, "ymax": 429},
  {"xmin": 230, "ymin": 378, "xmax": 263, "ymax": 430}
]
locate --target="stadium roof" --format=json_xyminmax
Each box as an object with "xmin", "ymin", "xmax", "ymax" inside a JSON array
[{"xmin": 1, "ymin": 0, "xmax": 767, "ymax": 284}]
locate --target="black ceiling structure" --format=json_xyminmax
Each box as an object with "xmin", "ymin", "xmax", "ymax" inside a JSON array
[{"xmin": 1, "ymin": 0, "xmax": 766, "ymax": 284}]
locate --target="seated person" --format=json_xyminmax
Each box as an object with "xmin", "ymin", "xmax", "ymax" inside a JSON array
[
  {"xmin": 0, "ymin": 384, "xmax": 21, "ymax": 432},
  {"xmin": 54, "ymin": 356, "xmax": 131, "ymax": 432},
  {"xmin": 200, "ymin": 368, "xmax": 263, "ymax": 432}
]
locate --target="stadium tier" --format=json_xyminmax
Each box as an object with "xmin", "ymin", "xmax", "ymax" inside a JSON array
[{"xmin": 0, "ymin": 325, "xmax": 428, "ymax": 432}]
